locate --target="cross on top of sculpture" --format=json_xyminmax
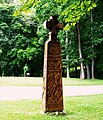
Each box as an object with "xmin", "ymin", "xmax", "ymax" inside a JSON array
[
  {"xmin": 44, "ymin": 16, "xmax": 64, "ymax": 41},
  {"xmin": 42, "ymin": 15, "xmax": 64, "ymax": 114}
]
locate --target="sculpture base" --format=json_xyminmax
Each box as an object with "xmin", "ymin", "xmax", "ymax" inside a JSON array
[
  {"xmin": 42, "ymin": 40, "xmax": 63, "ymax": 113},
  {"xmin": 44, "ymin": 110, "xmax": 66, "ymax": 116}
]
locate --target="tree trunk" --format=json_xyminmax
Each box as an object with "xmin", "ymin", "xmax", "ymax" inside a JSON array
[
  {"xmin": 77, "ymin": 21, "xmax": 85, "ymax": 79},
  {"xmin": 75, "ymin": 66, "xmax": 78, "ymax": 78},
  {"xmin": 66, "ymin": 55, "xmax": 70, "ymax": 78},
  {"xmin": 66, "ymin": 30, "xmax": 70, "ymax": 78},
  {"xmin": 91, "ymin": 9, "xmax": 95, "ymax": 79},
  {"xmin": 91, "ymin": 58, "xmax": 95, "ymax": 79},
  {"xmin": 86, "ymin": 64, "xmax": 90, "ymax": 79}
]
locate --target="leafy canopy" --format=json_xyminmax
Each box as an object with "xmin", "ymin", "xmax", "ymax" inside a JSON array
[{"xmin": 14, "ymin": 0, "xmax": 96, "ymax": 30}]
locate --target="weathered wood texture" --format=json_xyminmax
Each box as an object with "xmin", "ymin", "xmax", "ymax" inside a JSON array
[
  {"xmin": 42, "ymin": 40, "xmax": 63, "ymax": 112},
  {"xmin": 42, "ymin": 16, "xmax": 64, "ymax": 113}
]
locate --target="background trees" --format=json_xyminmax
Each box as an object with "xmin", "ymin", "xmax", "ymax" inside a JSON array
[
  {"xmin": 0, "ymin": 0, "xmax": 103, "ymax": 78},
  {"xmin": 0, "ymin": 4, "xmax": 43, "ymax": 76}
]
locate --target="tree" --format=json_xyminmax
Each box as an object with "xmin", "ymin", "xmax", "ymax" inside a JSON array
[
  {"xmin": 1, "ymin": 0, "xmax": 103, "ymax": 78},
  {"xmin": 90, "ymin": 8, "xmax": 95, "ymax": 79},
  {"xmin": 65, "ymin": 30, "xmax": 70, "ymax": 78},
  {"xmin": 92, "ymin": 0, "xmax": 103, "ymax": 78},
  {"xmin": 0, "ymin": 4, "xmax": 43, "ymax": 76},
  {"xmin": 77, "ymin": 21, "xmax": 85, "ymax": 79}
]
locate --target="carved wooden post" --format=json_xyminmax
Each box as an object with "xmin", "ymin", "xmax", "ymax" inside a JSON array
[{"xmin": 42, "ymin": 16, "xmax": 64, "ymax": 113}]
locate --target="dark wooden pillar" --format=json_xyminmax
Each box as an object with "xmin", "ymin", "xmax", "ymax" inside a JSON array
[{"xmin": 42, "ymin": 16, "xmax": 64, "ymax": 113}]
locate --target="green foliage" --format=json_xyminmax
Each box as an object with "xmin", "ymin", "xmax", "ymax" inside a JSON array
[
  {"xmin": 0, "ymin": 0, "xmax": 103, "ymax": 78},
  {"xmin": 59, "ymin": 29, "xmax": 79, "ymax": 70},
  {"xmin": 35, "ymin": 0, "xmax": 60, "ymax": 21},
  {"xmin": 16, "ymin": 0, "xmax": 96, "ymax": 30},
  {"xmin": 58, "ymin": 0, "xmax": 96, "ymax": 30},
  {"xmin": 0, "ymin": 4, "xmax": 43, "ymax": 76}
]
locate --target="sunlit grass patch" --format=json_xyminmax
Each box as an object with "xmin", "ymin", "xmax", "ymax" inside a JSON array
[
  {"xmin": 0, "ymin": 95, "xmax": 103, "ymax": 120},
  {"xmin": 0, "ymin": 77, "xmax": 103, "ymax": 86}
]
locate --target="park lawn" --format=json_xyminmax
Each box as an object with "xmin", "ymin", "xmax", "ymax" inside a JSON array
[
  {"xmin": 0, "ymin": 95, "xmax": 103, "ymax": 120},
  {"xmin": 63, "ymin": 78, "xmax": 103, "ymax": 86},
  {"xmin": 0, "ymin": 77, "xmax": 103, "ymax": 86},
  {"xmin": 0, "ymin": 77, "xmax": 42, "ymax": 86}
]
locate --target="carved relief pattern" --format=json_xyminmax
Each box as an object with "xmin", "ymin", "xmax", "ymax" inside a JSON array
[
  {"xmin": 48, "ymin": 42, "xmax": 61, "ymax": 56},
  {"xmin": 46, "ymin": 70, "xmax": 63, "ymax": 111},
  {"xmin": 42, "ymin": 41, "xmax": 63, "ymax": 112},
  {"xmin": 48, "ymin": 57, "xmax": 61, "ymax": 70}
]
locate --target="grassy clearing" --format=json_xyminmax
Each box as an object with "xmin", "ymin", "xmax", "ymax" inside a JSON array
[
  {"xmin": 63, "ymin": 78, "xmax": 103, "ymax": 86},
  {"xmin": 0, "ymin": 77, "xmax": 42, "ymax": 86},
  {"xmin": 0, "ymin": 95, "xmax": 103, "ymax": 120},
  {"xmin": 0, "ymin": 77, "xmax": 103, "ymax": 86}
]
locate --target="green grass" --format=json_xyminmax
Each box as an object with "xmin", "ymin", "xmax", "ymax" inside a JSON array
[
  {"xmin": 0, "ymin": 77, "xmax": 103, "ymax": 86},
  {"xmin": 63, "ymin": 78, "xmax": 103, "ymax": 86},
  {"xmin": 0, "ymin": 77, "xmax": 42, "ymax": 86},
  {"xmin": 0, "ymin": 95, "xmax": 103, "ymax": 120}
]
